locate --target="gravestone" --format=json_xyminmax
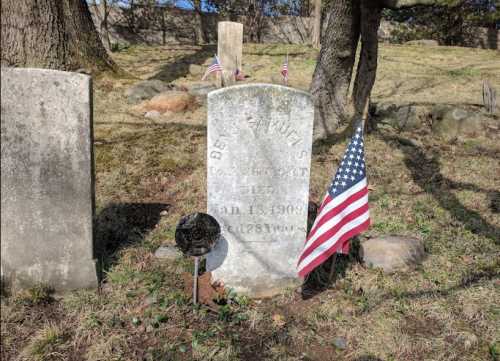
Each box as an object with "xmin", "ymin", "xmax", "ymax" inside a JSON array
[
  {"xmin": 217, "ymin": 21, "xmax": 243, "ymax": 87},
  {"xmin": 1, "ymin": 68, "xmax": 98, "ymax": 290},
  {"xmin": 206, "ymin": 84, "xmax": 314, "ymax": 297}
]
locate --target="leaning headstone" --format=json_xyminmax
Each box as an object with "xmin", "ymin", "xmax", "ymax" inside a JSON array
[
  {"xmin": 217, "ymin": 21, "xmax": 243, "ymax": 87},
  {"xmin": 206, "ymin": 84, "xmax": 314, "ymax": 297},
  {"xmin": 1, "ymin": 68, "xmax": 98, "ymax": 290}
]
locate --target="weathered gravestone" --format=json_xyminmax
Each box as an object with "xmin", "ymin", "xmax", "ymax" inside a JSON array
[
  {"xmin": 1, "ymin": 68, "xmax": 98, "ymax": 290},
  {"xmin": 217, "ymin": 21, "xmax": 243, "ymax": 87},
  {"xmin": 206, "ymin": 84, "xmax": 314, "ymax": 297}
]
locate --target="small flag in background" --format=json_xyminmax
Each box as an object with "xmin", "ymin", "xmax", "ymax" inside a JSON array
[
  {"xmin": 234, "ymin": 67, "xmax": 245, "ymax": 81},
  {"xmin": 297, "ymin": 123, "xmax": 370, "ymax": 278},
  {"xmin": 281, "ymin": 54, "xmax": 288, "ymax": 84},
  {"xmin": 202, "ymin": 55, "xmax": 223, "ymax": 80}
]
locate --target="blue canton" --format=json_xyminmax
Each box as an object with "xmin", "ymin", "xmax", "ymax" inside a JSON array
[{"xmin": 328, "ymin": 125, "xmax": 366, "ymax": 198}]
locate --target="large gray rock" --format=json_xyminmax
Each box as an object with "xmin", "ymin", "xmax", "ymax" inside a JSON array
[
  {"xmin": 431, "ymin": 105, "xmax": 483, "ymax": 138},
  {"xmin": 206, "ymin": 84, "xmax": 314, "ymax": 297},
  {"xmin": 187, "ymin": 82, "xmax": 217, "ymax": 104},
  {"xmin": 375, "ymin": 103, "xmax": 429, "ymax": 131},
  {"xmin": 361, "ymin": 236, "xmax": 425, "ymax": 273},
  {"xmin": 125, "ymin": 79, "xmax": 173, "ymax": 104},
  {"xmin": 1, "ymin": 68, "xmax": 98, "ymax": 290}
]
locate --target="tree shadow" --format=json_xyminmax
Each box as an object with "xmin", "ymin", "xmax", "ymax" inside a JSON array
[
  {"xmin": 381, "ymin": 133, "xmax": 500, "ymax": 244},
  {"xmin": 94, "ymin": 202, "xmax": 170, "ymax": 280},
  {"xmin": 148, "ymin": 44, "xmax": 216, "ymax": 83}
]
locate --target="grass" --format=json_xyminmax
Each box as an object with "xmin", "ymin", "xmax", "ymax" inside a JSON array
[{"xmin": 1, "ymin": 43, "xmax": 499, "ymax": 361}]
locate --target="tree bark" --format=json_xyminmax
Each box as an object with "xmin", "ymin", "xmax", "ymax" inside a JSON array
[
  {"xmin": 99, "ymin": 0, "xmax": 112, "ymax": 51},
  {"xmin": 311, "ymin": 0, "xmax": 322, "ymax": 48},
  {"xmin": 310, "ymin": 0, "xmax": 360, "ymax": 141},
  {"xmin": 352, "ymin": 1, "xmax": 382, "ymax": 119},
  {"xmin": 193, "ymin": 0, "xmax": 207, "ymax": 45},
  {"xmin": 1, "ymin": 0, "xmax": 114, "ymax": 71}
]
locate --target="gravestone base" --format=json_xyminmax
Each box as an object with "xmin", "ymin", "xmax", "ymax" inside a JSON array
[
  {"xmin": 1, "ymin": 259, "xmax": 98, "ymax": 291},
  {"xmin": 221, "ymin": 276, "xmax": 301, "ymax": 299}
]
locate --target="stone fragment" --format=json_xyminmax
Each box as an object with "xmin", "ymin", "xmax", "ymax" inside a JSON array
[
  {"xmin": 361, "ymin": 236, "xmax": 425, "ymax": 273},
  {"xmin": 1, "ymin": 68, "xmax": 98, "ymax": 290},
  {"xmin": 206, "ymin": 84, "xmax": 314, "ymax": 297},
  {"xmin": 125, "ymin": 79, "xmax": 173, "ymax": 104},
  {"xmin": 333, "ymin": 337, "xmax": 347, "ymax": 350},
  {"xmin": 154, "ymin": 245, "xmax": 182, "ymax": 260},
  {"xmin": 144, "ymin": 110, "xmax": 161, "ymax": 119}
]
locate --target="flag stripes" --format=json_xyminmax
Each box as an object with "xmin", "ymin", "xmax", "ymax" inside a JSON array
[{"xmin": 297, "ymin": 125, "xmax": 370, "ymax": 278}]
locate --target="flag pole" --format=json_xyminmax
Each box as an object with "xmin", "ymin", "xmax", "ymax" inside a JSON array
[
  {"xmin": 285, "ymin": 52, "xmax": 289, "ymax": 86},
  {"xmin": 215, "ymin": 54, "xmax": 225, "ymax": 88}
]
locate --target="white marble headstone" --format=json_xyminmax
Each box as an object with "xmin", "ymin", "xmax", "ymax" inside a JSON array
[
  {"xmin": 206, "ymin": 84, "xmax": 313, "ymax": 297},
  {"xmin": 1, "ymin": 68, "xmax": 97, "ymax": 290}
]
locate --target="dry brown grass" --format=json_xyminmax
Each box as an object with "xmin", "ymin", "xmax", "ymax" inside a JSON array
[{"xmin": 1, "ymin": 43, "xmax": 499, "ymax": 361}]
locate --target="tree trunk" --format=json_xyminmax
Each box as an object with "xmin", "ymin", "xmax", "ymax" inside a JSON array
[
  {"xmin": 311, "ymin": 0, "xmax": 322, "ymax": 48},
  {"xmin": 309, "ymin": 0, "xmax": 360, "ymax": 141},
  {"xmin": 1, "ymin": 0, "xmax": 114, "ymax": 71},
  {"xmin": 99, "ymin": 0, "xmax": 112, "ymax": 51},
  {"xmin": 193, "ymin": 0, "xmax": 206, "ymax": 45},
  {"xmin": 352, "ymin": 1, "xmax": 382, "ymax": 120}
]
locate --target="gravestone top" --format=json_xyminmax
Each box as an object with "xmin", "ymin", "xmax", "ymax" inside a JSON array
[
  {"xmin": 206, "ymin": 83, "xmax": 314, "ymax": 297},
  {"xmin": 1, "ymin": 67, "xmax": 97, "ymax": 290}
]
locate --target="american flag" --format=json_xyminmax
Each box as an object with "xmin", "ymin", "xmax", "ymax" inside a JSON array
[
  {"xmin": 281, "ymin": 55, "xmax": 288, "ymax": 84},
  {"xmin": 202, "ymin": 55, "xmax": 222, "ymax": 80},
  {"xmin": 297, "ymin": 124, "xmax": 370, "ymax": 278},
  {"xmin": 234, "ymin": 67, "xmax": 245, "ymax": 81}
]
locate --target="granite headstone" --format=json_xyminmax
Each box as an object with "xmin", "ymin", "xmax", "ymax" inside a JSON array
[
  {"xmin": 206, "ymin": 83, "xmax": 313, "ymax": 297},
  {"xmin": 1, "ymin": 68, "xmax": 98, "ymax": 290}
]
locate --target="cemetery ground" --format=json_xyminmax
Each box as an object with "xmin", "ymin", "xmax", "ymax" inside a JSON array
[{"xmin": 1, "ymin": 43, "xmax": 500, "ymax": 361}]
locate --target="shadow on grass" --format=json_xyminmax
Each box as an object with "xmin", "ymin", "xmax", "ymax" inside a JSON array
[
  {"xmin": 381, "ymin": 133, "xmax": 500, "ymax": 244},
  {"xmin": 148, "ymin": 44, "xmax": 216, "ymax": 83},
  {"xmin": 94, "ymin": 203, "xmax": 170, "ymax": 280}
]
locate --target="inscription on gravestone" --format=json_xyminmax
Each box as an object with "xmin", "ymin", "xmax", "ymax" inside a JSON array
[
  {"xmin": 1, "ymin": 68, "xmax": 98, "ymax": 290},
  {"xmin": 206, "ymin": 84, "xmax": 314, "ymax": 297}
]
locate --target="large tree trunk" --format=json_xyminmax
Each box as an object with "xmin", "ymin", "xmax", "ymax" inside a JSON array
[
  {"xmin": 352, "ymin": 1, "xmax": 382, "ymax": 119},
  {"xmin": 310, "ymin": 0, "xmax": 385, "ymax": 141},
  {"xmin": 311, "ymin": 0, "xmax": 322, "ymax": 48},
  {"xmin": 310, "ymin": 0, "xmax": 361, "ymax": 141},
  {"xmin": 1, "ymin": 0, "xmax": 114, "ymax": 71},
  {"xmin": 193, "ymin": 0, "xmax": 207, "ymax": 45}
]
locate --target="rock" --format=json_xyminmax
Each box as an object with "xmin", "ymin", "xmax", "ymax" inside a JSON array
[
  {"xmin": 457, "ymin": 332, "xmax": 478, "ymax": 350},
  {"xmin": 125, "ymin": 79, "xmax": 173, "ymax": 104},
  {"xmin": 188, "ymin": 64, "xmax": 204, "ymax": 77},
  {"xmin": 333, "ymin": 337, "xmax": 347, "ymax": 350},
  {"xmin": 154, "ymin": 245, "xmax": 182, "ymax": 260},
  {"xmin": 361, "ymin": 236, "xmax": 425, "ymax": 273},
  {"xmin": 144, "ymin": 110, "xmax": 161, "ymax": 119},
  {"xmin": 143, "ymin": 91, "xmax": 195, "ymax": 113},
  {"xmin": 187, "ymin": 82, "xmax": 217, "ymax": 104},
  {"xmin": 431, "ymin": 105, "xmax": 483, "ymax": 138},
  {"xmin": 374, "ymin": 103, "xmax": 429, "ymax": 130},
  {"xmin": 405, "ymin": 39, "xmax": 439, "ymax": 47}
]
